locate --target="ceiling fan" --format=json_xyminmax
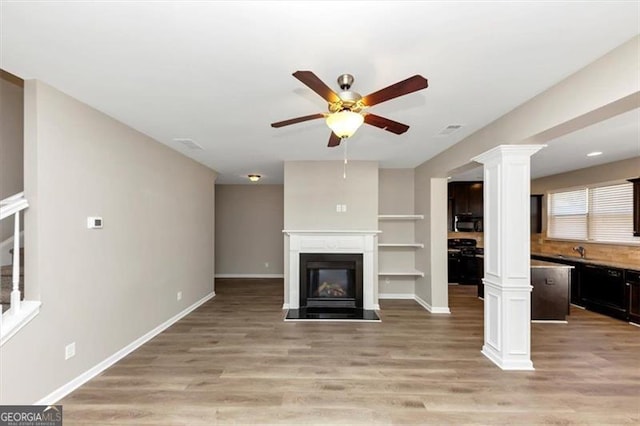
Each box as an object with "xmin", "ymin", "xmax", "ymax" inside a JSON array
[{"xmin": 271, "ymin": 71, "xmax": 428, "ymax": 147}]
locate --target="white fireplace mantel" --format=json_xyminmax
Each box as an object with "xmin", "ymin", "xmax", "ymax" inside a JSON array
[{"xmin": 283, "ymin": 230, "xmax": 380, "ymax": 310}]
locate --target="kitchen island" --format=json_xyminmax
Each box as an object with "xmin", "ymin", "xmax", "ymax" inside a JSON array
[
  {"xmin": 530, "ymin": 260, "xmax": 574, "ymax": 321},
  {"xmin": 477, "ymin": 257, "xmax": 573, "ymax": 321}
]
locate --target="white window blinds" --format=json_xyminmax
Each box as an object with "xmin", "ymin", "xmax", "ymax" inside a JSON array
[
  {"xmin": 548, "ymin": 188, "xmax": 587, "ymax": 240},
  {"xmin": 589, "ymin": 183, "xmax": 635, "ymax": 243},
  {"xmin": 548, "ymin": 182, "xmax": 636, "ymax": 243}
]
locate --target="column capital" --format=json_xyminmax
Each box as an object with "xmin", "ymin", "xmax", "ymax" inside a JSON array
[{"xmin": 472, "ymin": 144, "xmax": 546, "ymax": 164}]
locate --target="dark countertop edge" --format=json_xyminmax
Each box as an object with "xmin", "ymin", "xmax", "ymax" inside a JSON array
[
  {"xmin": 531, "ymin": 259, "xmax": 574, "ymax": 269},
  {"xmin": 531, "ymin": 252, "xmax": 640, "ymax": 272}
]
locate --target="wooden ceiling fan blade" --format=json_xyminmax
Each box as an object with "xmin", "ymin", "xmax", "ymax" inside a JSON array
[
  {"xmin": 328, "ymin": 132, "xmax": 341, "ymax": 147},
  {"xmin": 362, "ymin": 75, "xmax": 428, "ymax": 107},
  {"xmin": 293, "ymin": 71, "xmax": 341, "ymax": 103},
  {"xmin": 271, "ymin": 113, "xmax": 325, "ymax": 128},
  {"xmin": 364, "ymin": 114, "xmax": 410, "ymax": 135}
]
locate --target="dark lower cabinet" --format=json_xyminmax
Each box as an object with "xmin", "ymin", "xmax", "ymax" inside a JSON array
[
  {"xmin": 626, "ymin": 270, "xmax": 640, "ymax": 324},
  {"xmin": 581, "ymin": 264, "xmax": 627, "ymax": 321}
]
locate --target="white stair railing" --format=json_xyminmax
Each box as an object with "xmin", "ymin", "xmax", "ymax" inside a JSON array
[{"xmin": 0, "ymin": 192, "xmax": 28, "ymax": 319}]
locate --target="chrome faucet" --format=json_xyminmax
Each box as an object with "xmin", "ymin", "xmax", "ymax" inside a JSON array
[{"xmin": 572, "ymin": 246, "xmax": 586, "ymax": 258}]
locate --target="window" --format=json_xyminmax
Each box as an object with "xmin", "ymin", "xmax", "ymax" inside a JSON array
[{"xmin": 548, "ymin": 182, "xmax": 637, "ymax": 243}]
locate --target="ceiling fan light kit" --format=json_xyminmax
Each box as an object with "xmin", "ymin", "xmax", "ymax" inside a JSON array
[
  {"xmin": 271, "ymin": 71, "xmax": 428, "ymax": 147},
  {"xmin": 247, "ymin": 174, "xmax": 261, "ymax": 182},
  {"xmin": 326, "ymin": 110, "xmax": 364, "ymax": 139}
]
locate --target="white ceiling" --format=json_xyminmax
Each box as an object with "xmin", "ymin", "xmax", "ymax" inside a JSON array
[{"xmin": 1, "ymin": 1, "xmax": 639, "ymax": 184}]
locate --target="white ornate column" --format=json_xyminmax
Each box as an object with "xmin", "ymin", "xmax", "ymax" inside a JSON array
[{"xmin": 473, "ymin": 144, "xmax": 545, "ymax": 370}]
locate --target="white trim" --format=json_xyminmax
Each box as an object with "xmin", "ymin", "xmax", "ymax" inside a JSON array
[
  {"xmin": 379, "ymin": 293, "xmax": 414, "ymax": 299},
  {"xmin": 283, "ymin": 229, "xmax": 381, "ymax": 234},
  {"xmin": 570, "ymin": 303, "xmax": 586, "ymax": 309},
  {"xmin": 35, "ymin": 291, "xmax": 215, "ymax": 405},
  {"xmin": 0, "ymin": 192, "xmax": 28, "ymax": 221},
  {"xmin": 629, "ymin": 321, "xmax": 640, "ymax": 328},
  {"xmin": 215, "ymin": 274, "xmax": 284, "ymax": 279},
  {"xmin": 531, "ymin": 320, "xmax": 568, "ymax": 324},
  {"xmin": 414, "ymin": 294, "xmax": 451, "ymax": 314},
  {"xmin": 1, "ymin": 301, "xmax": 41, "ymax": 346},
  {"xmin": 282, "ymin": 303, "xmax": 290, "ymax": 310},
  {"xmin": 378, "ymin": 270, "xmax": 425, "ymax": 277},
  {"xmin": 378, "ymin": 243, "xmax": 424, "ymax": 248},
  {"xmin": 481, "ymin": 347, "xmax": 535, "ymax": 371},
  {"xmin": 378, "ymin": 215, "xmax": 424, "ymax": 220}
]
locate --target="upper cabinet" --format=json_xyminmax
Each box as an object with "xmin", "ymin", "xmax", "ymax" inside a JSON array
[
  {"xmin": 449, "ymin": 181, "xmax": 484, "ymax": 217},
  {"xmin": 531, "ymin": 194, "xmax": 543, "ymax": 234},
  {"xmin": 448, "ymin": 181, "xmax": 483, "ymax": 232},
  {"xmin": 628, "ymin": 177, "xmax": 640, "ymax": 237}
]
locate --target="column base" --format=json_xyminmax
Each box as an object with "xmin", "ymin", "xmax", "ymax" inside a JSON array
[{"xmin": 482, "ymin": 345, "xmax": 535, "ymax": 371}]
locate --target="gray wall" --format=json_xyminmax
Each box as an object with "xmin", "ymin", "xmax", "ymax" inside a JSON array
[
  {"xmin": 215, "ymin": 184, "xmax": 284, "ymax": 276},
  {"xmin": 0, "ymin": 71, "xmax": 24, "ymax": 242},
  {"xmin": 284, "ymin": 160, "xmax": 378, "ymax": 230},
  {"xmin": 0, "ymin": 80, "xmax": 217, "ymax": 404}
]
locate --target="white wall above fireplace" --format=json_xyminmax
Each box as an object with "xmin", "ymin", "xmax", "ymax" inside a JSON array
[{"xmin": 283, "ymin": 230, "xmax": 380, "ymax": 310}]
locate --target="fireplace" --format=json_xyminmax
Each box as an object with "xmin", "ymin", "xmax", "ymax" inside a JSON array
[{"xmin": 299, "ymin": 253, "xmax": 363, "ymax": 309}]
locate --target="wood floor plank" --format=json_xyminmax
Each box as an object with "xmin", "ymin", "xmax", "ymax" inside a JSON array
[{"xmin": 59, "ymin": 279, "xmax": 640, "ymax": 425}]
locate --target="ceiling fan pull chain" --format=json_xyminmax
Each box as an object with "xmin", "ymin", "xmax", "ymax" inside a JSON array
[{"xmin": 343, "ymin": 138, "xmax": 348, "ymax": 179}]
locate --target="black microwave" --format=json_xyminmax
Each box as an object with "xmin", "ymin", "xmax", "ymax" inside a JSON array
[{"xmin": 455, "ymin": 215, "xmax": 483, "ymax": 232}]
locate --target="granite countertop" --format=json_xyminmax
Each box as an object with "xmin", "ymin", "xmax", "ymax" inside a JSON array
[{"xmin": 531, "ymin": 252, "xmax": 640, "ymax": 272}]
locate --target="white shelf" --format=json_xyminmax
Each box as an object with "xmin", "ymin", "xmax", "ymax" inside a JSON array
[
  {"xmin": 378, "ymin": 243, "xmax": 424, "ymax": 248},
  {"xmin": 378, "ymin": 214, "xmax": 424, "ymax": 220},
  {"xmin": 378, "ymin": 270, "xmax": 425, "ymax": 277}
]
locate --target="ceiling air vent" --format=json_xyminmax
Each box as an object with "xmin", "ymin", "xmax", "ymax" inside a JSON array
[
  {"xmin": 438, "ymin": 124, "xmax": 463, "ymax": 136},
  {"xmin": 173, "ymin": 138, "xmax": 204, "ymax": 150}
]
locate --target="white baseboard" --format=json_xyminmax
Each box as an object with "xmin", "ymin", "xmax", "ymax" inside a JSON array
[
  {"xmin": 379, "ymin": 293, "xmax": 414, "ymax": 299},
  {"xmin": 414, "ymin": 294, "xmax": 451, "ymax": 314},
  {"xmin": 35, "ymin": 291, "xmax": 215, "ymax": 405},
  {"xmin": 215, "ymin": 274, "xmax": 284, "ymax": 279}
]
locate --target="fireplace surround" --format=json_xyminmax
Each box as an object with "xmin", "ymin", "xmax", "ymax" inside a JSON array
[{"xmin": 283, "ymin": 230, "xmax": 380, "ymax": 313}]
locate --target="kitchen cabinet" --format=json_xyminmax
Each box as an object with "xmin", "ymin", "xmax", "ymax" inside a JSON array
[
  {"xmin": 531, "ymin": 194, "xmax": 543, "ymax": 234},
  {"xmin": 626, "ymin": 270, "xmax": 640, "ymax": 324},
  {"xmin": 581, "ymin": 264, "xmax": 627, "ymax": 320},
  {"xmin": 628, "ymin": 177, "xmax": 640, "ymax": 237},
  {"xmin": 448, "ymin": 181, "xmax": 483, "ymax": 231}
]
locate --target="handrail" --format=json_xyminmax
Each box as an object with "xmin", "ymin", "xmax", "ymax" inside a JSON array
[
  {"xmin": 0, "ymin": 192, "xmax": 28, "ymax": 221},
  {"xmin": 0, "ymin": 191, "xmax": 28, "ymax": 329}
]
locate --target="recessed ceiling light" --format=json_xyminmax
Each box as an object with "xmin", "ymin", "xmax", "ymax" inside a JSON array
[{"xmin": 586, "ymin": 151, "xmax": 602, "ymax": 157}]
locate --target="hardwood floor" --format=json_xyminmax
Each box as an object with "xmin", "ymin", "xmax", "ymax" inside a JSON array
[{"xmin": 60, "ymin": 279, "xmax": 640, "ymax": 425}]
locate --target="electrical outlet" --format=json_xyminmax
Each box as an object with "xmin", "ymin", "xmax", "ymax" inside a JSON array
[
  {"xmin": 342, "ymin": 204, "xmax": 347, "ymax": 212},
  {"xmin": 177, "ymin": 291, "xmax": 182, "ymax": 301},
  {"xmin": 264, "ymin": 262, "xmax": 269, "ymax": 268},
  {"xmin": 336, "ymin": 204, "xmax": 341, "ymax": 212},
  {"xmin": 65, "ymin": 342, "xmax": 76, "ymax": 360}
]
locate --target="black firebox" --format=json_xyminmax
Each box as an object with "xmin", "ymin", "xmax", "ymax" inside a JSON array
[{"xmin": 299, "ymin": 253, "xmax": 363, "ymax": 309}]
